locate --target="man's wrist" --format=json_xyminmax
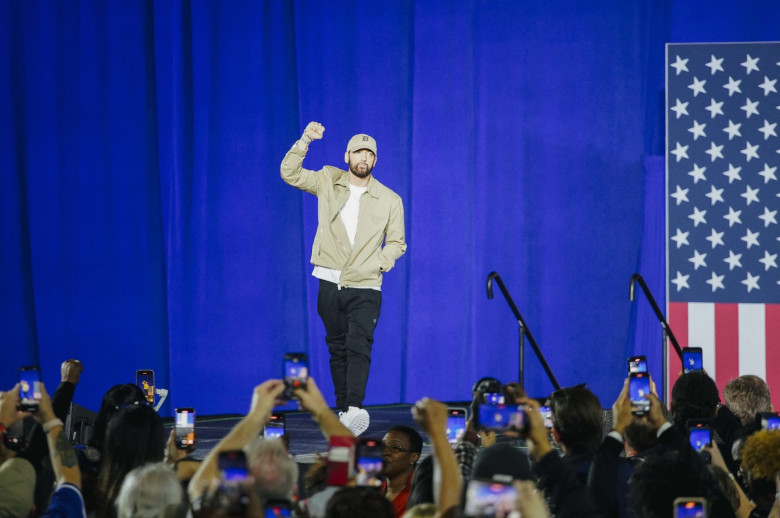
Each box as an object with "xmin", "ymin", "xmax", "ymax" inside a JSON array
[{"xmin": 301, "ymin": 133, "xmax": 312, "ymax": 144}]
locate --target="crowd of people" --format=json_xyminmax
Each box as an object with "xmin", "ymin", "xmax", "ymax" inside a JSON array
[{"xmin": 1, "ymin": 358, "xmax": 778, "ymax": 518}]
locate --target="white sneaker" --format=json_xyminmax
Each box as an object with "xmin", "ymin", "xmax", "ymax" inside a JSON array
[{"xmin": 339, "ymin": 406, "xmax": 370, "ymax": 436}]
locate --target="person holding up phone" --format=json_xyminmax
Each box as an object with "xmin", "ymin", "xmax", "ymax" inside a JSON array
[
  {"xmin": 281, "ymin": 122, "xmax": 407, "ymax": 436},
  {"xmin": 188, "ymin": 376, "xmax": 353, "ymax": 513},
  {"xmin": 1, "ymin": 383, "xmax": 87, "ymax": 518}
]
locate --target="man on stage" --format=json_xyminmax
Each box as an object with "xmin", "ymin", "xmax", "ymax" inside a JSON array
[{"xmin": 281, "ymin": 121, "xmax": 407, "ymax": 436}]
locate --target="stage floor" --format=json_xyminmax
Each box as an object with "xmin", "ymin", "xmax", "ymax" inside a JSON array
[{"xmin": 164, "ymin": 403, "xmax": 433, "ymax": 464}]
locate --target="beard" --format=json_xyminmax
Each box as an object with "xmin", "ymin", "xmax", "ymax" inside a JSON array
[{"xmin": 349, "ymin": 161, "xmax": 373, "ymax": 178}]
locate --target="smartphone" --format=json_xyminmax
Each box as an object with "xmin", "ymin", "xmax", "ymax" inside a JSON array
[
  {"xmin": 218, "ymin": 450, "xmax": 251, "ymax": 515},
  {"xmin": 682, "ymin": 347, "xmax": 703, "ymax": 373},
  {"xmin": 355, "ymin": 438, "xmax": 384, "ymax": 487},
  {"xmin": 136, "ymin": 369, "xmax": 155, "ymax": 404},
  {"xmin": 483, "ymin": 392, "xmax": 505, "ymax": 405},
  {"xmin": 476, "ymin": 404, "xmax": 526, "ymax": 432},
  {"xmin": 264, "ymin": 413, "xmax": 286, "ymax": 439},
  {"xmin": 758, "ymin": 412, "xmax": 780, "ymax": 430},
  {"xmin": 263, "ymin": 500, "xmax": 293, "ymax": 518},
  {"xmin": 539, "ymin": 405, "xmax": 554, "ymax": 429},
  {"xmin": 628, "ymin": 355, "xmax": 648, "ymax": 374},
  {"xmin": 326, "ymin": 436, "xmax": 356, "ymax": 486},
  {"xmin": 174, "ymin": 407, "xmax": 196, "ymax": 450},
  {"xmin": 446, "ymin": 408, "xmax": 467, "ymax": 445},
  {"xmin": 687, "ymin": 420, "xmax": 712, "ymax": 451},
  {"xmin": 673, "ymin": 497, "xmax": 707, "ymax": 518},
  {"xmin": 18, "ymin": 366, "xmax": 42, "ymax": 412},
  {"xmin": 464, "ymin": 477, "xmax": 518, "ymax": 518},
  {"xmin": 629, "ymin": 372, "xmax": 651, "ymax": 416},
  {"xmin": 282, "ymin": 353, "xmax": 308, "ymax": 398}
]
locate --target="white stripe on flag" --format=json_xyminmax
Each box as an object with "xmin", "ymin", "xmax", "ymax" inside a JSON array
[
  {"xmin": 738, "ymin": 304, "xmax": 766, "ymax": 380},
  {"xmin": 688, "ymin": 303, "xmax": 716, "ymax": 375}
]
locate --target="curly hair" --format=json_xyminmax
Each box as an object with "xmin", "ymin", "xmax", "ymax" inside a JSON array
[{"xmin": 741, "ymin": 429, "xmax": 780, "ymax": 480}]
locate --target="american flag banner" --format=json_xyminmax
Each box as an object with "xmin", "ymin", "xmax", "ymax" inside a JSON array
[{"xmin": 666, "ymin": 43, "xmax": 780, "ymax": 402}]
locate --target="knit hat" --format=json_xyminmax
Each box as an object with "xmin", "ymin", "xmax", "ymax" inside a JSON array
[
  {"xmin": 472, "ymin": 443, "xmax": 533, "ymax": 481},
  {"xmin": 346, "ymin": 134, "xmax": 377, "ymax": 156}
]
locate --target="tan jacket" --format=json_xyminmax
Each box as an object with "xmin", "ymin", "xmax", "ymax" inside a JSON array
[{"xmin": 281, "ymin": 140, "xmax": 407, "ymax": 288}]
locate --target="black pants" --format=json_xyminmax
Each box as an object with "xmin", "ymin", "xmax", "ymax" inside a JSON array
[{"xmin": 317, "ymin": 279, "xmax": 382, "ymax": 411}]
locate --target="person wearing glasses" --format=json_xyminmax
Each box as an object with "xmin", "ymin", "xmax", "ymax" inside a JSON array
[{"xmin": 381, "ymin": 425, "xmax": 422, "ymax": 518}]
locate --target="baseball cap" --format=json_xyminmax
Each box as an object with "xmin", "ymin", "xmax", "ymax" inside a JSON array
[
  {"xmin": 0, "ymin": 457, "xmax": 35, "ymax": 517},
  {"xmin": 346, "ymin": 134, "xmax": 378, "ymax": 156},
  {"xmin": 472, "ymin": 443, "xmax": 533, "ymax": 481}
]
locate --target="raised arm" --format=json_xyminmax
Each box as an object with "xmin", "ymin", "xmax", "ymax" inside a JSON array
[
  {"xmin": 33, "ymin": 383, "xmax": 81, "ymax": 488},
  {"xmin": 294, "ymin": 376, "xmax": 352, "ymax": 439},
  {"xmin": 412, "ymin": 397, "xmax": 462, "ymax": 518},
  {"xmin": 188, "ymin": 379, "xmax": 285, "ymax": 502},
  {"xmin": 280, "ymin": 121, "xmax": 326, "ymax": 194}
]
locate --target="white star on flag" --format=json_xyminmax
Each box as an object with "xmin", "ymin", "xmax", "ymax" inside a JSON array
[
  {"xmin": 689, "ymin": 164, "xmax": 707, "ymax": 183},
  {"xmin": 688, "ymin": 120, "xmax": 707, "ymax": 140},
  {"xmin": 672, "ymin": 142, "xmax": 690, "ymax": 161},
  {"xmin": 689, "ymin": 249, "xmax": 708, "ymax": 269},
  {"xmin": 705, "ymin": 142, "xmax": 724, "ymax": 161},
  {"xmin": 723, "ymin": 164, "xmax": 742, "ymax": 183},
  {"xmin": 671, "ymin": 185, "xmax": 690, "ymax": 205},
  {"xmin": 671, "ymin": 228, "xmax": 690, "ymax": 248},
  {"xmin": 741, "ymin": 228, "xmax": 760, "ymax": 248},
  {"xmin": 723, "ymin": 76, "xmax": 742, "ymax": 96},
  {"xmin": 671, "ymin": 55, "xmax": 689, "ymax": 75},
  {"xmin": 741, "ymin": 272, "xmax": 760, "ymax": 292},
  {"xmin": 672, "ymin": 271, "xmax": 691, "ymax": 291},
  {"xmin": 741, "ymin": 142, "xmax": 760, "ymax": 161},
  {"xmin": 705, "ymin": 185, "xmax": 724, "ymax": 205},
  {"xmin": 705, "ymin": 98, "xmax": 724, "ymax": 118},
  {"xmin": 706, "ymin": 271, "xmax": 725, "ymax": 291},
  {"xmin": 723, "ymin": 120, "xmax": 742, "ymax": 140},
  {"xmin": 741, "ymin": 54, "xmax": 760, "ymax": 74},
  {"xmin": 689, "ymin": 207, "xmax": 708, "ymax": 226},
  {"xmin": 706, "ymin": 228, "xmax": 725, "ymax": 248},
  {"xmin": 758, "ymin": 120, "xmax": 777, "ymax": 140},
  {"xmin": 706, "ymin": 55, "xmax": 724, "ymax": 74},
  {"xmin": 759, "ymin": 76, "xmax": 777, "ymax": 95},
  {"xmin": 740, "ymin": 98, "xmax": 760, "ymax": 118},
  {"xmin": 758, "ymin": 251, "xmax": 778, "ymax": 270},
  {"xmin": 671, "ymin": 99, "xmax": 689, "ymax": 118},
  {"xmin": 723, "ymin": 207, "xmax": 742, "ymax": 227},
  {"xmin": 741, "ymin": 185, "xmax": 760, "ymax": 205},
  {"xmin": 758, "ymin": 207, "xmax": 778, "ymax": 227},
  {"xmin": 758, "ymin": 164, "xmax": 777, "ymax": 183},
  {"xmin": 689, "ymin": 77, "xmax": 707, "ymax": 96},
  {"xmin": 724, "ymin": 250, "xmax": 742, "ymax": 270}
]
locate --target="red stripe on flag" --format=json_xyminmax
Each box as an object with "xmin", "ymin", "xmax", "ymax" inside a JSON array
[
  {"xmin": 765, "ymin": 304, "xmax": 780, "ymax": 401},
  {"xmin": 714, "ymin": 304, "xmax": 739, "ymax": 397},
  {"xmin": 668, "ymin": 302, "xmax": 689, "ymax": 400}
]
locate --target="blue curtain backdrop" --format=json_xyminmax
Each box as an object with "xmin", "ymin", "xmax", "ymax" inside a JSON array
[{"xmin": 2, "ymin": 1, "xmax": 779, "ymax": 415}]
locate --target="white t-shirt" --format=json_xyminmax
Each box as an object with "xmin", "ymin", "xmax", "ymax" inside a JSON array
[{"xmin": 313, "ymin": 183, "xmax": 379, "ymax": 290}]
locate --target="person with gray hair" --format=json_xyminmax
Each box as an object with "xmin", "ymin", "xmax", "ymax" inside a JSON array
[
  {"xmin": 245, "ymin": 437, "xmax": 298, "ymax": 502},
  {"xmin": 723, "ymin": 375, "xmax": 773, "ymax": 426},
  {"xmin": 115, "ymin": 463, "xmax": 186, "ymax": 518}
]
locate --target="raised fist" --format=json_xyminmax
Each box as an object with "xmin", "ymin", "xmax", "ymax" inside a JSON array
[{"xmin": 303, "ymin": 121, "xmax": 325, "ymax": 141}]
